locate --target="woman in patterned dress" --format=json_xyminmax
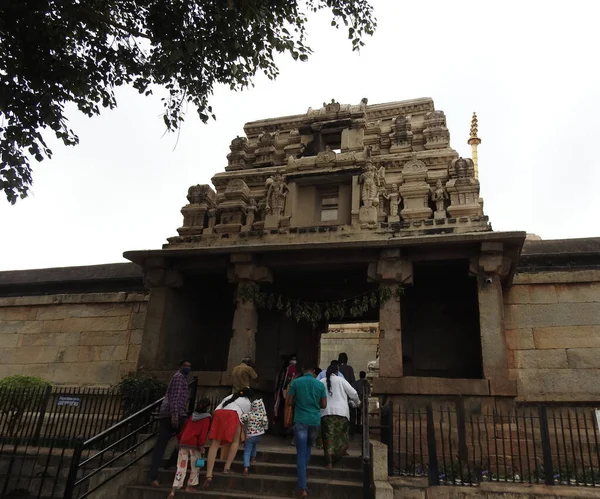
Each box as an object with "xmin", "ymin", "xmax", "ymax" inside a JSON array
[{"xmin": 320, "ymin": 364, "xmax": 360, "ymax": 469}]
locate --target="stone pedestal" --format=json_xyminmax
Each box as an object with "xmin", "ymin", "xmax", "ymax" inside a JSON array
[
  {"xmin": 434, "ymin": 210, "xmax": 446, "ymax": 220},
  {"xmin": 264, "ymin": 213, "xmax": 281, "ymax": 229},
  {"xmin": 387, "ymin": 215, "xmax": 400, "ymax": 223},
  {"xmin": 359, "ymin": 205, "xmax": 378, "ymax": 224}
]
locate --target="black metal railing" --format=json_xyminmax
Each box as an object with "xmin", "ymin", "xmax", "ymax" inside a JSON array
[
  {"xmin": 63, "ymin": 376, "xmax": 199, "ymax": 499},
  {"xmin": 387, "ymin": 401, "xmax": 600, "ymax": 488},
  {"xmin": 0, "ymin": 385, "xmax": 157, "ymax": 498},
  {"xmin": 361, "ymin": 386, "xmax": 372, "ymax": 499}
]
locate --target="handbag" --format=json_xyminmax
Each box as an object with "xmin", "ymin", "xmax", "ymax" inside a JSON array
[{"xmin": 195, "ymin": 457, "xmax": 205, "ymax": 468}]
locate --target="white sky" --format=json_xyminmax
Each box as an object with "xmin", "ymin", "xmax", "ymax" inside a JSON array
[{"xmin": 1, "ymin": 0, "xmax": 599, "ymax": 271}]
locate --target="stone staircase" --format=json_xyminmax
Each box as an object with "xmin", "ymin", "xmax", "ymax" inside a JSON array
[{"xmin": 120, "ymin": 448, "xmax": 365, "ymax": 499}]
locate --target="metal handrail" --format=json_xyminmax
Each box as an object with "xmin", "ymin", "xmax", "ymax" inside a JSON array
[
  {"xmin": 361, "ymin": 383, "xmax": 372, "ymax": 499},
  {"xmin": 64, "ymin": 376, "xmax": 198, "ymax": 499}
]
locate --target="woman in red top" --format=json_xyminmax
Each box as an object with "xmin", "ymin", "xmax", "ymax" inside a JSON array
[{"xmin": 168, "ymin": 398, "xmax": 211, "ymax": 497}]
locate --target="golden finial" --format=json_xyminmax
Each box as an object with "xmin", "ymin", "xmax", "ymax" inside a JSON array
[
  {"xmin": 468, "ymin": 112, "xmax": 481, "ymax": 145},
  {"xmin": 467, "ymin": 112, "xmax": 481, "ymax": 179}
]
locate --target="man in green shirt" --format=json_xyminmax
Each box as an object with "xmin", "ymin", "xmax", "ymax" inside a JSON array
[{"xmin": 287, "ymin": 365, "xmax": 327, "ymax": 498}]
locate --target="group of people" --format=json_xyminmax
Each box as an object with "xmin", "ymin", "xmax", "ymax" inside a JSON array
[
  {"xmin": 148, "ymin": 358, "xmax": 267, "ymax": 497},
  {"xmin": 148, "ymin": 353, "xmax": 369, "ymax": 498}
]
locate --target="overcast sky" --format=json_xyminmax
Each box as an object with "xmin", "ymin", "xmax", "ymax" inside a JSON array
[{"xmin": 1, "ymin": 0, "xmax": 599, "ymax": 271}]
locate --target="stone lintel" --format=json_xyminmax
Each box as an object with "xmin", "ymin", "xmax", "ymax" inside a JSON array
[
  {"xmin": 372, "ymin": 376, "xmax": 490, "ymax": 396},
  {"xmin": 227, "ymin": 264, "xmax": 273, "ymax": 284}
]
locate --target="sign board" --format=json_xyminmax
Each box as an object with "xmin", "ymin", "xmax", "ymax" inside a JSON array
[{"xmin": 57, "ymin": 396, "xmax": 80, "ymax": 407}]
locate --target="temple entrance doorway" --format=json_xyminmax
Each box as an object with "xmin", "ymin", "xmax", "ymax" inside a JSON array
[{"xmin": 318, "ymin": 322, "xmax": 379, "ymax": 377}]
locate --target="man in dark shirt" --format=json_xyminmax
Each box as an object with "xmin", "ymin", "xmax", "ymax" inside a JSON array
[
  {"xmin": 231, "ymin": 356, "xmax": 258, "ymax": 393},
  {"xmin": 337, "ymin": 352, "xmax": 356, "ymax": 385},
  {"xmin": 149, "ymin": 360, "xmax": 191, "ymax": 486}
]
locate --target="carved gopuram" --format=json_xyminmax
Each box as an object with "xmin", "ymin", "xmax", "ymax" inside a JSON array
[{"xmin": 123, "ymin": 97, "xmax": 525, "ymax": 404}]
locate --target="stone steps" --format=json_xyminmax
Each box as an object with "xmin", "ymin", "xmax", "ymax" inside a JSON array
[
  {"xmin": 124, "ymin": 485, "xmax": 290, "ymax": 499},
  {"xmin": 154, "ymin": 459, "xmax": 363, "ymax": 482},
  {"xmin": 120, "ymin": 446, "xmax": 365, "ymax": 499},
  {"xmin": 126, "ymin": 472, "xmax": 363, "ymax": 499}
]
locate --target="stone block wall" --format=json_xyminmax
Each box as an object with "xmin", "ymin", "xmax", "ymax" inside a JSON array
[
  {"xmin": 0, "ymin": 292, "xmax": 148, "ymax": 386},
  {"xmin": 319, "ymin": 322, "xmax": 379, "ymax": 375},
  {"xmin": 504, "ymin": 271, "xmax": 600, "ymax": 402}
]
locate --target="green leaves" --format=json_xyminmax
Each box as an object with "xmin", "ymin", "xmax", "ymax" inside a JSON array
[
  {"xmin": 0, "ymin": 0, "xmax": 376, "ymax": 203},
  {"xmin": 237, "ymin": 282, "xmax": 396, "ymax": 327}
]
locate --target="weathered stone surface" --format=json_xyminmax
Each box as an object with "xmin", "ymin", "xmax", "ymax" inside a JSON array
[
  {"xmin": 505, "ymin": 302, "xmax": 600, "ymax": 329},
  {"xmin": 0, "ymin": 292, "xmax": 148, "ymax": 308},
  {"xmin": 514, "ymin": 349, "xmax": 568, "ymax": 369},
  {"xmin": 503, "ymin": 284, "xmax": 557, "ymax": 304},
  {"xmin": 517, "ymin": 368, "xmax": 600, "ymax": 401},
  {"xmin": 513, "ymin": 269, "xmax": 600, "ymax": 285},
  {"xmin": 478, "ymin": 276, "xmax": 509, "ymax": 379},
  {"xmin": 0, "ymin": 320, "xmax": 43, "ymax": 334},
  {"xmin": 556, "ymin": 282, "xmax": 600, "ymax": 303},
  {"xmin": 61, "ymin": 345, "xmax": 129, "ymax": 363},
  {"xmin": 373, "ymin": 376, "xmax": 489, "ymax": 396},
  {"xmin": 533, "ymin": 325, "xmax": 600, "ymax": 349},
  {"xmin": 20, "ymin": 332, "xmax": 80, "ymax": 347},
  {"xmin": 505, "ymin": 328, "xmax": 534, "ymax": 351},
  {"xmin": 129, "ymin": 329, "xmax": 144, "ymax": 345},
  {"xmin": 0, "ymin": 346, "xmax": 58, "ymax": 364},
  {"xmin": 566, "ymin": 348, "xmax": 600, "ymax": 369},
  {"xmin": 127, "ymin": 344, "xmax": 142, "ymax": 363},
  {"xmin": 1, "ymin": 333, "xmax": 19, "ymax": 348},
  {"xmin": 0, "ymin": 306, "xmax": 37, "ymax": 321},
  {"xmin": 79, "ymin": 331, "xmax": 129, "ymax": 346},
  {"xmin": 61, "ymin": 315, "xmax": 130, "ymax": 333},
  {"xmin": 50, "ymin": 361, "xmax": 123, "ymax": 385},
  {"xmin": 128, "ymin": 312, "xmax": 146, "ymax": 330}
]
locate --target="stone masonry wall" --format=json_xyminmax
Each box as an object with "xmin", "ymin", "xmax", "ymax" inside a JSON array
[
  {"xmin": 504, "ymin": 270, "xmax": 600, "ymax": 402},
  {"xmin": 0, "ymin": 292, "xmax": 148, "ymax": 386},
  {"xmin": 319, "ymin": 322, "xmax": 379, "ymax": 375}
]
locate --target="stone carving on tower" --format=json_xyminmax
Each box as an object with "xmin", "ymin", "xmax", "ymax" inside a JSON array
[
  {"xmin": 214, "ymin": 179, "xmax": 251, "ymax": 234},
  {"xmin": 167, "ymin": 97, "xmax": 492, "ymax": 248},
  {"xmin": 446, "ymin": 157, "xmax": 483, "ymax": 218},
  {"xmin": 431, "ymin": 179, "xmax": 449, "ymax": 220},
  {"xmin": 177, "ymin": 184, "xmax": 216, "ymax": 236},
  {"xmin": 399, "ymin": 157, "xmax": 432, "ymax": 220},
  {"xmin": 423, "ymin": 110, "xmax": 450, "ymax": 149},
  {"xmin": 264, "ymin": 172, "xmax": 289, "ymax": 229},
  {"xmin": 389, "ymin": 115, "xmax": 413, "ymax": 153}
]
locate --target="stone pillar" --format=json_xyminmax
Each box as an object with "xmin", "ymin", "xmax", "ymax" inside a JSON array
[
  {"xmin": 351, "ymin": 175, "xmax": 360, "ymax": 227},
  {"xmin": 226, "ymin": 254, "xmax": 272, "ymax": 371},
  {"xmin": 368, "ymin": 249, "xmax": 413, "ymax": 378},
  {"xmin": 138, "ymin": 265, "xmax": 183, "ymax": 371},
  {"xmin": 477, "ymin": 242, "xmax": 513, "ymax": 393}
]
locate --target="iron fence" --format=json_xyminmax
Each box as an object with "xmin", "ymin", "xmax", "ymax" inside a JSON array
[
  {"xmin": 0, "ymin": 385, "xmax": 162, "ymax": 498},
  {"xmin": 383, "ymin": 401, "xmax": 600, "ymax": 488}
]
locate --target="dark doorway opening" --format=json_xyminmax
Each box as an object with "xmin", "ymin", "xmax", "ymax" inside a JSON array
[{"xmin": 401, "ymin": 260, "xmax": 482, "ymax": 379}]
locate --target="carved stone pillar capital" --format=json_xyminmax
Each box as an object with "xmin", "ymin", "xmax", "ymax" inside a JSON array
[
  {"xmin": 227, "ymin": 253, "xmax": 273, "ymax": 284},
  {"xmin": 143, "ymin": 268, "xmax": 183, "ymax": 288},
  {"xmin": 479, "ymin": 242, "xmax": 510, "ymax": 278},
  {"xmin": 367, "ymin": 249, "xmax": 413, "ymax": 284}
]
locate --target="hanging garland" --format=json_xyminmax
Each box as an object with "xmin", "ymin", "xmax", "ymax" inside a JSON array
[{"xmin": 238, "ymin": 282, "xmax": 404, "ymax": 326}]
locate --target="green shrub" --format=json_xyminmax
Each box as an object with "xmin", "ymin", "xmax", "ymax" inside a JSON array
[
  {"xmin": 0, "ymin": 375, "xmax": 50, "ymax": 389},
  {"xmin": 0, "ymin": 375, "xmax": 50, "ymax": 437},
  {"xmin": 117, "ymin": 372, "xmax": 167, "ymax": 417}
]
